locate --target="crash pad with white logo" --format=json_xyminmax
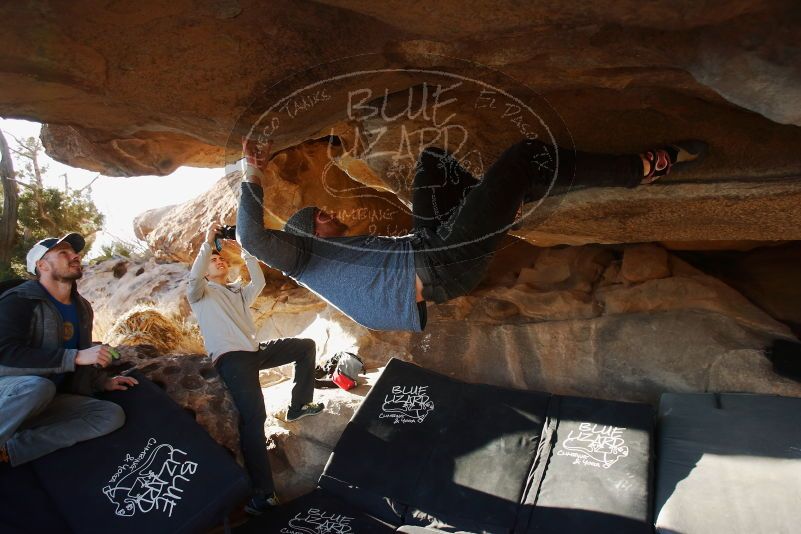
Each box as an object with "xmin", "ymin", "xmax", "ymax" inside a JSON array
[
  {"xmin": 235, "ymin": 489, "xmax": 395, "ymax": 534},
  {"xmin": 31, "ymin": 372, "xmax": 250, "ymax": 534},
  {"xmin": 320, "ymin": 358, "xmax": 654, "ymax": 533}
]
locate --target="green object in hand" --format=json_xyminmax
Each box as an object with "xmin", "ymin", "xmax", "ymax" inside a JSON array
[{"xmin": 109, "ymin": 347, "xmax": 120, "ymax": 360}]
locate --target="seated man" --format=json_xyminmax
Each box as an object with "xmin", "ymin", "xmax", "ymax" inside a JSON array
[
  {"xmin": 238, "ymin": 138, "xmax": 706, "ymax": 332},
  {"xmin": 187, "ymin": 224, "xmax": 323, "ymax": 515},
  {"xmin": 0, "ymin": 233, "xmax": 137, "ymax": 467}
]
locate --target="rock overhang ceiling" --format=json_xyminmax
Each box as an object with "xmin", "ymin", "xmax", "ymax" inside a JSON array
[{"xmin": 1, "ymin": 0, "xmax": 800, "ymax": 245}]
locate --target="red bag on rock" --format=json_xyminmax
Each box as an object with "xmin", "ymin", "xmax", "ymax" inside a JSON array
[{"xmin": 332, "ymin": 352, "xmax": 364, "ymax": 391}]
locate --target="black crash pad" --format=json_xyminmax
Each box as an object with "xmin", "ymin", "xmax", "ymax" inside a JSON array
[
  {"xmin": 31, "ymin": 372, "xmax": 250, "ymax": 534},
  {"xmin": 320, "ymin": 358, "xmax": 654, "ymax": 533},
  {"xmin": 522, "ymin": 395, "xmax": 654, "ymax": 534},
  {"xmin": 404, "ymin": 382, "xmax": 550, "ymax": 533},
  {"xmin": 234, "ymin": 489, "xmax": 395, "ymax": 534},
  {"xmin": 655, "ymin": 392, "xmax": 801, "ymax": 533},
  {"xmin": 0, "ymin": 461, "xmax": 70, "ymax": 533},
  {"xmin": 321, "ymin": 357, "xmax": 466, "ymax": 524},
  {"xmin": 396, "ymin": 527, "xmax": 447, "ymax": 533},
  {"xmin": 321, "ymin": 358, "xmax": 549, "ymax": 531}
]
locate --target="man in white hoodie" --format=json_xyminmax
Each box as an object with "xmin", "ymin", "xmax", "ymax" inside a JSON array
[{"xmin": 187, "ymin": 222, "xmax": 323, "ymax": 515}]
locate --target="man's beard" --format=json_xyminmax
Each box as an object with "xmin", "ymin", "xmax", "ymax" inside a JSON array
[{"xmin": 55, "ymin": 264, "xmax": 83, "ymax": 282}]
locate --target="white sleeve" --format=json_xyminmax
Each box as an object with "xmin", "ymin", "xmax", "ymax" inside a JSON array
[{"xmin": 187, "ymin": 242, "xmax": 212, "ymax": 303}]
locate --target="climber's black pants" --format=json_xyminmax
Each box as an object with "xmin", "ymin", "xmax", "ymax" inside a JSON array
[
  {"xmin": 413, "ymin": 139, "xmax": 643, "ymax": 303},
  {"xmin": 215, "ymin": 337, "xmax": 316, "ymax": 495}
]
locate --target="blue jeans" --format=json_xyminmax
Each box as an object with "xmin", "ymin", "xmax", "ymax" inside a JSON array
[{"xmin": 0, "ymin": 375, "xmax": 125, "ymax": 466}]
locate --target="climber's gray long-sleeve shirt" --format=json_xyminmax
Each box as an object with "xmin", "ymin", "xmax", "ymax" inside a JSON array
[
  {"xmin": 187, "ymin": 241, "xmax": 266, "ymax": 361},
  {"xmin": 237, "ymin": 182, "xmax": 421, "ymax": 332}
]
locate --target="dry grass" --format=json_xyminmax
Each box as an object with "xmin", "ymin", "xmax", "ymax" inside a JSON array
[{"xmin": 107, "ymin": 306, "xmax": 205, "ymax": 354}]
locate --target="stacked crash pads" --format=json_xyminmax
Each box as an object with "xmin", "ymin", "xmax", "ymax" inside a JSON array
[
  {"xmin": 0, "ymin": 372, "xmax": 250, "ymax": 534},
  {"xmin": 245, "ymin": 358, "xmax": 655, "ymax": 533}
]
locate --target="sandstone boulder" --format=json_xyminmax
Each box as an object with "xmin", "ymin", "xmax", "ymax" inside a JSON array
[
  {"xmin": 239, "ymin": 242, "xmax": 800, "ymax": 405},
  {"xmin": 676, "ymin": 242, "xmax": 801, "ymax": 338},
  {"xmin": 133, "ymin": 204, "xmax": 175, "ymax": 241},
  {"xmin": 80, "ymin": 257, "xmax": 194, "ymax": 343},
  {"xmin": 263, "ymin": 369, "xmax": 382, "ymax": 500},
  {"xmin": 132, "ymin": 171, "xmax": 242, "ymax": 263},
  {"xmin": 620, "ymin": 244, "xmax": 671, "ymax": 283}
]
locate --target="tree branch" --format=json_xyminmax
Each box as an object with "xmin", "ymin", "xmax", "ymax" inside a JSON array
[
  {"xmin": 75, "ymin": 174, "xmax": 102, "ymax": 194},
  {"xmin": 8, "ymin": 178, "xmax": 36, "ymax": 190},
  {"xmin": 0, "ymin": 129, "xmax": 26, "ymax": 148},
  {"xmin": 0, "ymin": 131, "xmax": 19, "ymax": 265}
]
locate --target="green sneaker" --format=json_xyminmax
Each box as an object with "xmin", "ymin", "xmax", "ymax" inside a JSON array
[{"xmin": 286, "ymin": 402, "xmax": 324, "ymax": 422}]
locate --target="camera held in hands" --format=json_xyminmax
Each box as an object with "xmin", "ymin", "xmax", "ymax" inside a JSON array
[{"xmin": 214, "ymin": 225, "xmax": 237, "ymax": 251}]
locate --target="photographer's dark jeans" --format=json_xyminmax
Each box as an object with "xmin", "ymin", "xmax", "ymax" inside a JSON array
[
  {"xmin": 215, "ymin": 338, "xmax": 316, "ymax": 495},
  {"xmin": 413, "ymin": 139, "xmax": 643, "ymax": 302}
]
